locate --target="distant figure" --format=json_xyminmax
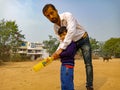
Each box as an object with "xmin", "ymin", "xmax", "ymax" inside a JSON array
[{"xmin": 103, "ymin": 56, "xmax": 112, "ymax": 62}]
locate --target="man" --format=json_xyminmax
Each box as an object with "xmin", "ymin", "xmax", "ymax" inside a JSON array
[{"xmin": 42, "ymin": 4, "xmax": 94, "ymax": 90}]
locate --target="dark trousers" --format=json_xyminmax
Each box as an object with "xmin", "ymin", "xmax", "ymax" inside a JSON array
[{"xmin": 76, "ymin": 35, "xmax": 93, "ymax": 87}]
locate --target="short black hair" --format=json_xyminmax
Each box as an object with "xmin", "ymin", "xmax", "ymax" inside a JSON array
[
  {"xmin": 42, "ymin": 4, "xmax": 57, "ymax": 15},
  {"xmin": 58, "ymin": 26, "xmax": 67, "ymax": 35}
]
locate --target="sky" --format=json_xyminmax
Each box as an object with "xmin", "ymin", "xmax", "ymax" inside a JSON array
[{"xmin": 0, "ymin": 0, "xmax": 120, "ymax": 43}]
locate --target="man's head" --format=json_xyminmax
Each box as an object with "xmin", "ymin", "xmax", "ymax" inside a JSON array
[
  {"xmin": 58, "ymin": 26, "xmax": 67, "ymax": 41},
  {"xmin": 42, "ymin": 4, "xmax": 60, "ymax": 24},
  {"xmin": 42, "ymin": 4, "xmax": 56, "ymax": 14}
]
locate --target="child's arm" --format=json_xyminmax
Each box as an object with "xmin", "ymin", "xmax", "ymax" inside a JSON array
[{"xmin": 60, "ymin": 42, "xmax": 76, "ymax": 57}]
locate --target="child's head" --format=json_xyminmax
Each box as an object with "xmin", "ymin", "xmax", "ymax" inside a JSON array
[{"xmin": 58, "ymin": 26, "xmax": 67, "ymax": 41}]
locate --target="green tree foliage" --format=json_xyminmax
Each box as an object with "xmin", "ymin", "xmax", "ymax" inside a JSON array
[
  {"xmin": 0, "ymin": 19, "xmax": 25, "ymax": 61},
  {"xmin": 97, "ymin": 41, "xmax": 105, "ymax": 56},
  {"xmin": 103, "ymin": 38, "xmax": 120, "ymax": 57},
  {"xmin": 89, "ymin": 37, "xmax": 99, "ymax": 51},
  {"xmin": 43, "ymin": 35, "xmax": 59, "ymax": 56}
]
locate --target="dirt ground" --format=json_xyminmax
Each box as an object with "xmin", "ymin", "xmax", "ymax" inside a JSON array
[{"xmin": 0, "ymin": 58, "xmax": 120, "ymax": 90}]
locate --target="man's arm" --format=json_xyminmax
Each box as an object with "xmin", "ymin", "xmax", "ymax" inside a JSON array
[
  {"xmin": 51, "ymin": 48, "xmax": 63, "ymax": 60},
  {"xmin": 59, "ymin": 12, "xmax": 77, "ymax": 50},
  {"xmin": 53, "ymin": 13, "xmax": 77, "ymax": 57}
]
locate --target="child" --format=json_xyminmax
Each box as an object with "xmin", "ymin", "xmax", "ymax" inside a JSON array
[{"xmin": 52, "ymin": 26, "xmax": 76, "ymax": 90}]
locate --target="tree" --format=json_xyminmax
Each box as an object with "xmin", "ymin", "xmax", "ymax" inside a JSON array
[
  {"xmin": 43, "ymin": 35, "xmax": 59, "ymax": 56},
  {"xmin": 102, "ymin": 38, "xmax": 120, "ymax": 57},
  {"xmin": 89, "ymin": 37, "xmax": 99, "ymax": 51},
  {"xmin": 97, "ymin": 41, "xmax": 105, "ymax": 56},
  {"xmin": 0, "ymin": 19, "xmax": 25, "ymax": 61}
]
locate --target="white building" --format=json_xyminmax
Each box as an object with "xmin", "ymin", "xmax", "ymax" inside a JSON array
[{"xmin": 17, "ymin": 41, "xmax": 49, "ymax": 60}]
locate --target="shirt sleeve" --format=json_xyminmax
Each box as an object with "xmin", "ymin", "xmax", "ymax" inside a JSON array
[
  {"xmin": 60, "ymin": 12, "xmax": 77, "ymax": 49},
  {"xmin": 56, "ymin": 40, "xmax": 63, "ymax": 51}
]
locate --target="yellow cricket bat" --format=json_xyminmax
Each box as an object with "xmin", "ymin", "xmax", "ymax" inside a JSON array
[{"xmin": 33, "ymin": 57, "xmax": 54, "ymax": 72}]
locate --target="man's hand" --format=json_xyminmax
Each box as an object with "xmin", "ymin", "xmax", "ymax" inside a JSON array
[
  {"xmin": 51, "ymin": 53, "xmax": 59, "ymax": 60},
  {"xmin": 56, "ymin": 48, "xmax": 63, "ymax": 55},
  {"xmin": 51, "ymin": 48, "xmax": 63, "ymax": 60}
]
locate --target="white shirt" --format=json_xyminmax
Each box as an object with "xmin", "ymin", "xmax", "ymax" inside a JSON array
[{"xmin": 54, "ymin": 12, "xmax": 86, "ymax": 50}]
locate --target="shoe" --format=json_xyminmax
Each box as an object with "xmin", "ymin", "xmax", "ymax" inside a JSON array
[{"xmin": 87, "ymin": 87, "xmax": 94, "ymax": 90}]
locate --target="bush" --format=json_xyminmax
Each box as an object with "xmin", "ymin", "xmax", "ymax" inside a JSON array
[
  {"xmin": 0, "ymin": 60, "xmax": 3, "ymax": 65},
  {"xmin": 10, "ymin": 54, "xmax": 31, "ymax": 62},
  {"xmin": 0, "ymin": 54, "xmax": 10, "ymax": 62}
]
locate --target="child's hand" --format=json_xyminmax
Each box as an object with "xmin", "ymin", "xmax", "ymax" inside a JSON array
[{"xmin": 51, "ymin": 53, "xmax": 59, "ymax": 60}]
